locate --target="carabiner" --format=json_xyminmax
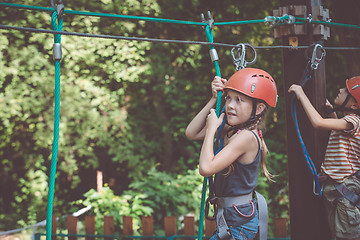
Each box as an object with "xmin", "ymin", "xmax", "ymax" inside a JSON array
[
  {"xmin": 313, "ymin": 178, "xmax": 323, "ymax": 196},
  {"xmin": 231, "ymin": 43, "xmax": 257, "ymax": 70},
  {"xmin": 310, "ymin": 44, "xmax": 326, "ymax": 70}
]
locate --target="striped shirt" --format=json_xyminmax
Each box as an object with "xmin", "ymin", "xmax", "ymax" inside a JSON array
[{"xmin": 321, "ymin": 114, "xmax": 360, "ymax": 182}]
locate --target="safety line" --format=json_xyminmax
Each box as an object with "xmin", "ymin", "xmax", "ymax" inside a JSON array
[
  {"xmin": 1, "ymin": 24, "xmax": 360, "ymax": 51},
  {"xmin": 0, "ymin": 2, "xmax": 205, "ymax": 26},
  {"xmin": 0, "ymin": 2, "xmax": 271, "ymax": 26},
  {"xmin": 2, "ymin": 2, "xmax": 360, "ymax": 30},
  {"xmin": 2, "ymin": 2, "xmax": 261, "ymax": 27},
  {"xmin": 0, "ymin": 24, "xmax": 237, "ymax": 48},
  {"xmin": 214, "ymin": 19, "xmax": 265, "ymax": 26},
  {"xmin": 294, "ymin": 17, "xmax": 360, "ymax": 30},
  {"xmin": 197, "ymin": 25, "xmax": 223, "ymax": 240},
  {"xmin": 45, "ymin": 10, "xmax": 62, "ymax": 240}
]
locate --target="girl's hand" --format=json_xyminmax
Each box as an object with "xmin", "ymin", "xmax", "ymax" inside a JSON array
[
  {"xmin": 206, "ymin": 109, "xmax": 225, "ymax": 132},
  {"xmin": 211, "ymin": 76, "xmax": 227, "ymax": 98},
  {"xmin": 288, "ymin": 84, "xmax": 305, "ymax": 99}
]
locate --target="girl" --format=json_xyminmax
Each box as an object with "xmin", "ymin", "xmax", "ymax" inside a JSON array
[{"xmin": 186, "ymin": 68, "xmax": 277, "ymax": 240}]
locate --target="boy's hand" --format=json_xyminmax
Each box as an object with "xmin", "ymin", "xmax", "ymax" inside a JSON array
[
  {"xmin": 288, "ymin": 84, "xmax": 305, "ymax": 99},
  {"xmin": 211, "ymin": 76, "xmax": 227, "ymax": 98},
  {"xmin": 325, "ymin": 99, "xmax": 334, "ymax": 110}
]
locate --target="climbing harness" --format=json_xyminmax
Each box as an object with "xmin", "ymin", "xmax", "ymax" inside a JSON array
[
  {"xmin": 318, "ymin": 171, "xmax": 360, "ymax": 209},
  {"xmin": 290, "ymin": 43, "xmax": 326, "ymax": 196},
  {"xmin": 214, "ymin": 193, "xmax": 253, "ymax": 240}
]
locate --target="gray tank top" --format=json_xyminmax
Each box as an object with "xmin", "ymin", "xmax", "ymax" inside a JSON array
[{"xmin": 214, "ymin": 130, "xmax": 261, "ymax": 197}]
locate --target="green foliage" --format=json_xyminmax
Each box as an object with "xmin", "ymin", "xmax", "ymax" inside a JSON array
[
  {"xmin": 0, "ymin": 0, "xmax": 289, "ymax": 231},
  {"xmin": 1, "ymin": 0, "xmax": 354, "ymax": 235},
  {"xmin": 75, "ymin": 168, "xmax": 203, "ymax": 235}
]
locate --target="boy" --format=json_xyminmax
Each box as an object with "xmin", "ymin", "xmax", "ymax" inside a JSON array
[{"xmin": 289, "ymin": 76, "xmax": 360, "ymax": 240}]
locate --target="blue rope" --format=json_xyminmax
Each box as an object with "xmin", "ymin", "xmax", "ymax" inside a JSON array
[{"xmin": 290, "ymin": 67, "xmax": 322, "ymax": 196}]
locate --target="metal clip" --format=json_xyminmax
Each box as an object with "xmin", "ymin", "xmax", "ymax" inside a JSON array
[
  {"xmin": 283, "ymin": 14, "xmax": 295, "ymax": 24},
  {"xmin": 231, "ymin": 43, "xmax": 257, "ymax": 70},
  {"xmin": 313, "ymin": 179, "xmax": 323, "ymax": 196},
  {"xmin": 53, "ymin": 43, "xmax": 62, "ymax": 61},
  {"xmin": 209, "ymin": 48, "xmax": 219, "ymax": 62},
  {"xmin": 307, "ymin": 14, "xmax": 313, "ymax": 23},
  {"xmin": 310, "ymin": 44, "xmax": 326, "ymax": 70},
  {"xmin": 264, "ymin": 16, "xmax": 277, "ymax": 26},
  {"xmin": 56, "ymin": 1, "xmax": 64, "ymax": 21},
  {"xmin": 201, "ymin": 11, "xmax": 214, "ymax": 30}
]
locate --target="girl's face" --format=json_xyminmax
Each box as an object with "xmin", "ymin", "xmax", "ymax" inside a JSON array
[{"xmin": 225, "ymin": 90, "xmax": 254, "ymax": 126}]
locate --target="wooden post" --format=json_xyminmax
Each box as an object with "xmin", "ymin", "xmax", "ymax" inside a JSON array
[
  {"xmin": 67, "ymin": 215, "xmax": 78, "ymax": 240},
  {"xmin": 141, "ymin": 216, "xmax": 154, "ymax": 236},
  {"xmin": 52, "ymin": 215, "xmax": 57, "ymax": 240},
  {"xmin": 123, "ymin": 216, "xmax": 133, "ymax": 240},
  {"xmin": 273, "ymin": 218, "xmax": 287, "ymax": 238},
  {"xmin": 164, "ymin": 216, "xmax": 177, "ymax": 236},
  {"xmin": 85, "ymin": 216, "xmax": 96, "ymax": 240},
  {"xmin": 183, "ymin": 216, "xmax": 195, "ymax": 236},
  {"xmin": 277, "ymin": 1, "xmax": 331, "ymax": 240},
  {"xmin": 204, "ymin": 219, "xmax": 216, "ymax": 237},
  {"xmin": 104, "ymin": 216, "xmax": 115, "ymax": 240},
  {"xmin": 122, "ymin": 216, "xmax": 134, "ymax": 236},
  {"xmin": 97, "ymin": 170, "xmax": 103, "ymax": 193}
]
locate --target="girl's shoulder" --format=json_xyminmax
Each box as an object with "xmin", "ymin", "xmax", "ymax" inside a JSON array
[{"xmin": 228, "ymin": 129, "xmax": 259, "ymax": 146}]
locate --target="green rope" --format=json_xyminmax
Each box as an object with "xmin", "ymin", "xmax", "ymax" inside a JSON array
[
  {"xmin": 198, "ymin": 25, "xmax": 222, "ymax": 240},
  {"xmin": 46, "ymin": 10, "xmax": 62, "ymax": 240},
  {"xmin": 294, "ymin": 17, "xmax": 360, "ymax": 29},
  {"xmin": 204, "ymin": 26, "xmax": 222, "ymax": 114},
  {"xmin": 214, "ymin": 19, "xmax": 265, "ymax": 26},
  {"xmin": 0, "ymin": 2, "xmax": 205, "ymax": 26},
  {"xmin": 2, "ymin": 2, "xmax": 360, "ymax": 29},
  {"xmin": 0, "ymin": 2, "xmax": 281, "ymax": 28}
]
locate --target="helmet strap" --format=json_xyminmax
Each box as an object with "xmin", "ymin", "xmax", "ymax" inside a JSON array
[
  {"xmin": 326, "ymin": 91, "xmax": 357, "ymax": 114},
  {"xmin": 249, "ymin": 99, "xmax": 258, "ymax": 123},
  {"xmin": 226, "ymin": 99, "xmax": 266, "ymax": 138}
]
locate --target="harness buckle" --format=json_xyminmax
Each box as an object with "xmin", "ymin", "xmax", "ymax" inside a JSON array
[{"xmin": 205, "ymin": 196, "xmax": 217, "ymax": 221}]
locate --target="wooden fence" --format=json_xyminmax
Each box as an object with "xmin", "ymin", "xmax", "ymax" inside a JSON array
[{"xmin": 35, "ymin": 215, "xmax": 288, "ymax": 240}]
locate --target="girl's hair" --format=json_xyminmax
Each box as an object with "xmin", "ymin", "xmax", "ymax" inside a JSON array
[{"xmin": 224, "ymin": 106, "xmax": 275, "ymax": 182}]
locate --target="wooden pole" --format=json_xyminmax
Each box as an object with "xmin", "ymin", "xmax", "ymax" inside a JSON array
[
  {"xmin": 278, "ymin": 0, "xmax": 331, "ymax": 239},
  {"xmin": 97, "ymin": 170, "xmax": 103, "ymax": 193}
]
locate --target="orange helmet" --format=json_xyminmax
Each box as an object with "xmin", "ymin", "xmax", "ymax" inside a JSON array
[
  {"xmin": 346, "ymin": 76, "xmax": 360, "ymax": 105},
  {"xmin": 224, "ymin": 68, "xmax": 278, "ymax": 107}
]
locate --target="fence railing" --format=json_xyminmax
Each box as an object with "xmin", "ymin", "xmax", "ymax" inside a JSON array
[{"xmin": 33, "ymin": 215, "xmax": 289, "ymax": 240}]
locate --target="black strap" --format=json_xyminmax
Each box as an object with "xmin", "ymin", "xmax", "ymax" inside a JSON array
[{"xmin": 334, "ymin": 181, "xmax": 360, "ymax": 209}]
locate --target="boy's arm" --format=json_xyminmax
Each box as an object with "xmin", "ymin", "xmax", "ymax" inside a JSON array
[{"xmin": 288, "ymin": 84, "xmax": 353, "ymax": 131}]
